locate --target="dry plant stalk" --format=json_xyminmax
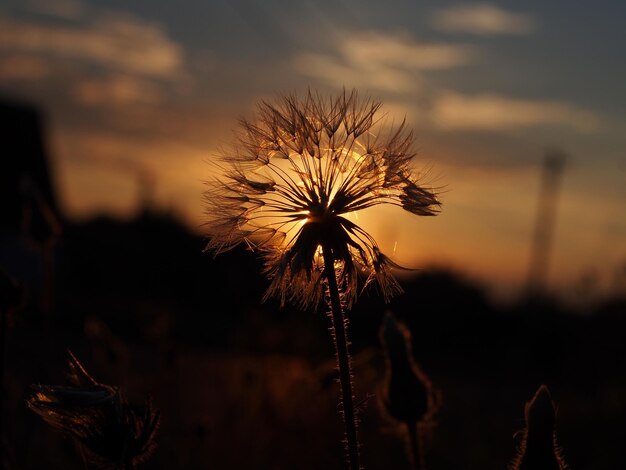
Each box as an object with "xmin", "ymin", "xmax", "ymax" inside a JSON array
[
  {"xmin": 379, "ymin": 312, "xmax": 439, "ymax": 470},
  {"xmin": 510, "ymin": 385, "xmax": 569, "ymax": 470},
  {"xmin": 27, "ymin": 351, "xmax": 160, "ymax": 470},
  {"xmin": 204, "ymin": 90, "xmax": 440, "ymax": 470}
]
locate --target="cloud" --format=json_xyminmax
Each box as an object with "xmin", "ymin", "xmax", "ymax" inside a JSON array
[
  {"xmin": 0, "ymin": 56, "xmax": 49, "ymax": 80},
  {"xmin": 432, "ymin": 4, "xmax": 536, "ymax": 35},
  {"xmin": 431, "ymin": 91, "xmax": 600, "ymax": 132},
  {"xmin": 294, "ymin": 30, "xmax": 475, "ymax": 94},
  {"xmin": 0, "ymin": 14, "xmax": 183, "ymax": 79},
  {"xmin": 0, "ymin": 3, "xmax": 191, "ymax": 115},
  {"xmin": 341, "ymin": 31, "xmax": 475, "ymax": 70},
  {"xmin": 379, "ymin": 100, "xmax": 423, "ymax": 126},
  {"xmin": 27, "ymin": 0, "xmax": 84, "ymax": 20},
  {"xmin": 73, "ymin": 75, "xmax": 164, "ymax": 107},
  {"xmin": 293, "ymin": 52, "xmax": 422, "ymax": 93}
]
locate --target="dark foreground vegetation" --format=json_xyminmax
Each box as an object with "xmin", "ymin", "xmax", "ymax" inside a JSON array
[{"xmin": 2, "ymin": 210, "xmax": 625, "ymax": 469}]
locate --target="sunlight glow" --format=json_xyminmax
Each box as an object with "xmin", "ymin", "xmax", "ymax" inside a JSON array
[{"xmin": 204, "ymin": 92, "xmax": 440, "ymax": 306}]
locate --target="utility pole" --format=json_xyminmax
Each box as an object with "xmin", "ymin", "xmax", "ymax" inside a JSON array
[{"xmin": 527, "ymin": 149, "xmax": 566, "ymax": 296}]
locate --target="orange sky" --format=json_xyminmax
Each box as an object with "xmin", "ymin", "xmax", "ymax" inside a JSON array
[
  {"xmin": 45, "ymin": 119, "xmax": 626, "ymax": 303},
  {"xmin": 2, "ymin": 0, "xmax": 625, "ymax": 302}
]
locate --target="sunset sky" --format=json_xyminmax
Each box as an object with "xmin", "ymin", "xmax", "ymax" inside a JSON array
[{"xmin": 1, "ymin": 0, "xmax": 625, "ymax": 301}]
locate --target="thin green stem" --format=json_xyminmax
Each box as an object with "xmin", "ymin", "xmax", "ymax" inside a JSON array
[{"xmin": 322, "ymin": 245, "xmax": 361, "ymax": 470}]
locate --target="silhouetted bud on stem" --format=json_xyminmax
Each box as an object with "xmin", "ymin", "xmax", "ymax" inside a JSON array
[
  {"xmin": 510, "ymin": 385, "xmax": 569, "ymax": 470},
  {"xmin": 379, "ymin": 312, "xmax": 439, "ymax": 470},
  {"xmin": 27, "ymin": 351, "xmax": 160, "ymax": 469}
]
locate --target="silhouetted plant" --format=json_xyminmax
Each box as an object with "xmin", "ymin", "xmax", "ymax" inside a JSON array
[
  {"xmin": 204, "ymin": 90, "xmax": 440, "ymax": 469},
  {"xmin": 379, "ymin": 312, "xmax": 438, "ymax": 470},
  {"xmin": 0, "ymin": 269, "xmax": 22, "ymax": 314},
  {"xmin": 20, "ymin": 178, "xmax": 61, "ymax": 314},
  {"xmin": 510, "ymin": 385, "xmax": 569, "ymax": 470},
  {"xmin": 0, "ymin": 268, "xmax": 22, "ymax": 455},
  {"xmin": 27, "ymin": 351, "xmax": 160, "ymax": 470}
]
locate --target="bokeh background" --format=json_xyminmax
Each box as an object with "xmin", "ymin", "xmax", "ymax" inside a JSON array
[{"xmin": 1, "ymin": 1, "xmax": 625, "ymax": 469}]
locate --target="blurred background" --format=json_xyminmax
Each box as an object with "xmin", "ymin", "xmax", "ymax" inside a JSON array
[{"xmin": 1, "ymin": 1, "xmax": 625, "ymax": 469}]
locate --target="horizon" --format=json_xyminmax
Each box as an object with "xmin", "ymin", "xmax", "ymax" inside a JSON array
[{"xmin": 1, "ymin": 0, "xmax": 625, "ymax": 303}]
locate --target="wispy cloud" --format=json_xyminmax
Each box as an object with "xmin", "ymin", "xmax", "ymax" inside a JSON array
[
  {"xmin": 27, "ymin": 0, "xmax": 84, "ymax": 20},
  {"xmin": 0, "ymin": 15, "xmax": 183, "ymax": 78},
  {"xmin": 432, "ymin": 3, "xmax": 536, "ymax": 35},
  {"xmin": 294, "ymin": 30, "xmax": 475, "ymax": 94},
  {"xmin": 293, "ymin": 52, "xmax": 422, "ymax": 93},
  {"xmin": 73, "ymin": 75, "xmax": 164, "ymax": 107},
  {"xmin": 342, "ymin": 31, "xmax": 475, "ymax": 70},
  {"xmin": 0, "ymin": 55, "xmax": 49, "ymax": 80},
  {"xmin": 0, "ymin": 1, "xmax": 192, "ymax": 118},
  {"xmin": 431, "ymin": 91, "xmax": 600, "ymax": 132}
]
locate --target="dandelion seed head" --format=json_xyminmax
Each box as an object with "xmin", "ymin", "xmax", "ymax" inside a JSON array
[{"xmin": 204, "ymin": 90, "xmax": 441, "ymax": 307}]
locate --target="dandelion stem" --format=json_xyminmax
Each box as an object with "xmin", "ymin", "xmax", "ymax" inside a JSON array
[
  {"xmin": 322, "ymin": 245, "xmax": 361, "ymax": 470},
  {"xmin": 407, "ymin": 423, "xmax": 425, "ymax": 470}
]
